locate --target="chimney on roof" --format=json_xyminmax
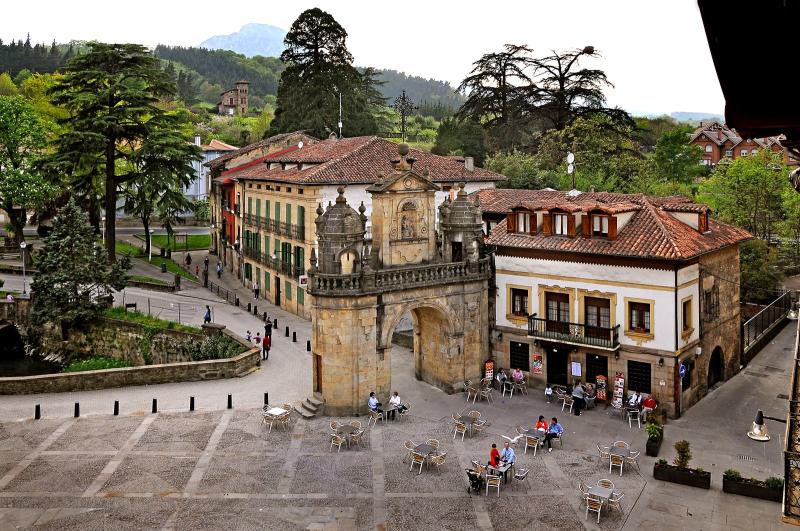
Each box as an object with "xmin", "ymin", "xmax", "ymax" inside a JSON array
[
  {"xmin": 464, "ymin": 156, "xmax": 474, "ymax": 171},
  {"xmin": 194, "ymin": 135, "xmax": 201, "ymax": 146}
]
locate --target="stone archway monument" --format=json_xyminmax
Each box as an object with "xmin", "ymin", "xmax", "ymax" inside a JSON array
[{"xmin": 308, "ymin": 144, "xmax": 491, "ymax": 416}]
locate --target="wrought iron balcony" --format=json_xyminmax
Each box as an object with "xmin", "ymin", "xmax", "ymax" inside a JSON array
[
  {"xmin": 242, "ymin": 216, "xmax": 306, "ymax": 242},
  {"xmin": 242, "ymin": 247, "xmax": 305, "ymax": 278},
  {"xmin": 527, "ymin": 314, "xmax": 620, "ymax": 350}
]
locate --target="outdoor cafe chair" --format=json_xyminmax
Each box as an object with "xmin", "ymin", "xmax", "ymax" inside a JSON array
[
  {"xmin": 628, "ymin": 408, "xmax": 641, "ymax": 429},
  {"xmin": 524, "ymin": 435, "xmax": 539, "ymax": 456},
  {"xmin": 613, "ymin": 441, "xmax": 630, "ymax": 449},
  {"xmin": 330, "ymin": 434, "xmax": 345, "ymax": 453},
  {"xmin": 468, "ymin": 410, "xmax": 481, "ymax": 419},
  {"xmin": 409, "ymin": 451, "xmax": 426, "ymax": 474},
  {"xmin": 350, "ymin": 429, "xmax": 366, "ymax": 449},
  {"xmin": 562, "ymin": 395, "xmax": 574, "ymax": 413},
  {"xmin": 502, "ymin": 380, "xmax": 515, "ymax": 398},
  {"xmin": 479, "ymin": 387, "xmax": 494, "ymax": 404},
  {"xmin": 277, "ymin": 412, "xmax": 291, "ymax": 431},
  {"xmin": 516, "ymin": 425, "xmax": 527, "ymax": 435},
  {"xmin": 514, "ymin": 379, "xmax": 528, "ymax": 395},
  {"xmin": 453, "ymin": 421, "xmax": 467, "ymax": 441},
  {"xmin": 585, "ymin": 494, "xmax": 603, "ymax": 523},
  {"xmin": 427, "ymin": 438, "xmax": 440, "ymax": 450},
  {"xmin": 368, "ymin": 410, "xmax": 383, "ymax": 428},
  {"xmin": 609, "ymin": 402, "xmax": 625, "ymax": 419},
  {"xmin": 403, "ymin": 440, "xmax": 415, "ymax": 462},
  {"xmin": 485, "ymin": 474, "xmax": 502, "ymax": 497},
  {"xmin": 472, "ymin": 419, "xmax": 487, "ymax": 435},
  {"xmin": 597, "ymin": 443, "xmax": 611, "ymax": 460},
  {"xmin": 609, "ymin": 454, "xmax": 624, "ymax": 476},
  {"xmin": 430, "ymin": 451, "xmax": 447, "ymax": 472},
  {"xmin": 398, "ymin": 401, "xmax": 411, "ymax": 421},
  {"xmin": 608, "ymin": 491, "xmax": 625, "ymax": 512},
  {"xmin": 513, "ymin": 468, "xmax": 529, "ymax": 490},
  {"xmin": 597, "ymin": 478, "xmax": 615, "ymax": 490},
  {"xmin": 262, "ymin": 413, "xmax": 276, "ymax": 433},
  {"xmin": 330, "ymin": 420, "xmax": 341, "ymax": 431},
  {"xmin": 350, "ymin": 420, "xmax": 362, "ymax": 429},
  {"xmin": 579, "ymin": 481, "xmax": 590, "ymax": 497},
  {"xmin": 625, "ymin": 451, "xmax": 641, "ymax": 471}
]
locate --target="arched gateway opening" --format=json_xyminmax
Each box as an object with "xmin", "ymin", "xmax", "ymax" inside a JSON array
[{"xmin": 309, "ymin": 145, "xmax": 491, "ymax": 416}]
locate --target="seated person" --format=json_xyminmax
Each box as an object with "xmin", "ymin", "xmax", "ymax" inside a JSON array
[
  {"xmin": 511, "ymin": 367, "xmax": 524, "ymax": 382},
  {"xmin": 543, "ymin": 417, "xmax": 563, "ymax": 452},
  {"xmin": 500, "ymin": 441, "xmax": 516, "ymax": 465},
  {"xmin": 368, "ymin": 391, "xmax": 382, "ymax": 414},
  {"xmin": 544, "ymin": 384, "xmax": 554, "ymax": 403},
  {"xmin": 584, "ymin": 384, "xmax": 597, "ymax": 409},
  {"xmin": 628, "ymin": 390, "xmax": 642, "ymax": 409},
  {"xmin": 387, "ymin": 391, "xmax": 405, "ymax": 420},
  {"xmin": 488, "ymin": 443, "xmax": 501, "ymax": 467},
  {"xmin": 535, "ymin": 415, "xmax": 549, "ymax": 433},
  {"xmin": 495, "ymin": 368, "xmax": 508, "ymax": 390},
  {"xmin": 642, "ymin": 395, "xmax": 657, "ymax": 410}
]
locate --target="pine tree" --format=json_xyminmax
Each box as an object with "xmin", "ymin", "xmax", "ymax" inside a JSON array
[{"xmin": 31, "ymin": 199, "xmax": 130, "ymax": 329}]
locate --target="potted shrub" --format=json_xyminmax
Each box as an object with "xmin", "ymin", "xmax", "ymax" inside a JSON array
[
  {"xmin": 645, "ymin": 421, "xmax": 663, "ymax": 457},
  {"xmin": 722, "ymin": 469, "xmax": 783, "ymax": 502},
  {"xmin": 652, "ymin": 440, "xmax": 711, "ymax": 489}
]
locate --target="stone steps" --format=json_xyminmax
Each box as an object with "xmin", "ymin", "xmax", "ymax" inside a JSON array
[{"xmin": 296, "ymin": 395, "xmax": 325, "ymax": 419}]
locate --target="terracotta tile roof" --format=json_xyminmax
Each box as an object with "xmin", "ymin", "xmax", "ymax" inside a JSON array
[
  {"xmin": 207, "ymin": 131, "xmax": 317, "ymax": 169},
  {"xmin": 475, "ymin": 188, "xmax": 751, "ymax": 261},
  {"xmin": 202, "ymin": 139, "xmax": 238, "ymax": 152},
  {"xmin": 227, "ymin": 136, "xmax": 505, "ymax": 185}
]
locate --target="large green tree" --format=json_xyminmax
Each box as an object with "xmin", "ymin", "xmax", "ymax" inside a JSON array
[
  {"xmin": 46, "ymin": 42, "xmax": 184, "ymax": 262},
  {"xmin": 698, "ymin": 149, "xmax": 789, "ymax": 241},
  {"xmin": 31, "ymin": 199, "xmax": 130, "ymax": 330},
  {"xmin": 0, "ymin": 95, "xmax": 57, "ymax": 245},
  {"xmin": 455, "ymin": 44, "xmax": 537, "ymax": 151},
  {"xmin": 650, "ymin": 126, "xmax": 706, "ymax": 192},
  {"xmin": 432, "ymin": 117, "xmax": 486, "ymax": 165},
  {"xmin": 269, "ymin": 8, "xmax": 387, "ymax": 138}
]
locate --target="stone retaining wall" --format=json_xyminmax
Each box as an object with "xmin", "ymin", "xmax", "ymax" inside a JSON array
[{"xmin": 0, "ymin": 347, "xmax": 260, "ymax": 394}]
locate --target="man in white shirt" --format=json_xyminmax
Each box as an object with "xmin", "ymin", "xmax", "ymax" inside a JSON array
[
  {"xmin": 628, "ymin": 390, "xmax": 642, "ymax": 409},
  {"xmin": 388, "ymin": 391, "xmax": 405, "ymax": 420}
]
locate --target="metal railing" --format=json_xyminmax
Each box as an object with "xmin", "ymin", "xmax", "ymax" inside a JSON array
[
  {"xmin": 742, "ymin": 291, "xmax": 793, "ymax": 355},
  {"xmin": 208, "ymin": 279, "xmax": 238, "ymax": 305},
  {"xmin": 242, "ymin": 247, "xmax": 305, "ymax": 278},
  {"xmin": 242, "ymin": 214, "xmax": 306, "ymax": 242},
  {"xmin": 783, "ymin": 321, "xmax": 800, "ymax": 522},
  {"xmin": 527, "ymin": 314, "xmax": 620, "ymax": 350}
]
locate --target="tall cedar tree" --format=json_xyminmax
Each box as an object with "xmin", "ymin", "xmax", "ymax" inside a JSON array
[
  {"xmin": 31, "ymin": 199, "xmax": 130, "ymax": 329},
  {"xmin": 46, "ymin": 42, "xmax": 197, "ymax": 262},
  {"xmin": 0, "ymin": 95, "xmax": 57, "ymax": 246},
  {"xmin": 530, "ymin": 47, "xmax": 634, "ymax": 132},
  {"xmin": 269, "ymin": 8, "xmax": 386, "ymax": 138},
  {"xmin": 456, "ymin": 44, "xmax": 537, "ymax": 152}
]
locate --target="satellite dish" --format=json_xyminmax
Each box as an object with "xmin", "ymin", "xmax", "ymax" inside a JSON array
[
  {"xmin": 567, "ymin": 164, "xmax": 574, "ymax": 174},
  {"xmin": 567, "ymin": 152, "xmax": 575, "ymax": 164},
  {"xmin": 298, "ymin": 141, "xmax": 304, "ymax": 149}
]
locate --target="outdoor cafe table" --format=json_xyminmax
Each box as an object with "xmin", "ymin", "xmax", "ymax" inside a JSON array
[
  {"xmin": 487, "ymin": 462, "xmax": 513, "ymax": 484},
  {"xmin": 609, "ymin": 446, "xmax": 631, "ymax": 458},
  {"xmin": 336, "ymin": 424, "xmax": 359, "ymax": 446},
  {"xmin": 588, "ymin": 484, "xmax": 613, "ymax": 504},
  {"xmin": 265, "ymin": 407, "xmax": 287, "ymax": 417},
  {"xmin": 456, "ymin": 415, "xmax": 478, "ymax": 436}
]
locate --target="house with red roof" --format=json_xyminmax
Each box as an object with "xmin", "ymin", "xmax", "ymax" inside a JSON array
[
  {"xmin": 208, "ymin": 134, "xmax": 503, "ymax": 319},
  {"xmin": 474, "ymin": 187, "xmax": 751, "ymax": 417}
]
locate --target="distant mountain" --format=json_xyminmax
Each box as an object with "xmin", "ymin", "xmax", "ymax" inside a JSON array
[
  {"xmin": 200, "ymin": 23, "xmax": 286, "ymax": 58},
  {"xmin": 670, "ymin": 111, "xmax": 724, "ymax": 123}
]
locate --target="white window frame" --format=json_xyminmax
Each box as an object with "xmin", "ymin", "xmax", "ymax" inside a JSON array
[
  {"xmin": 553, "ymin": 213, "xmax": 568, "ymax": 235},
  {"xmin": 725, "ymin": 149, "xmax": 733, "ymax": 157},
  {"xmin": 592, "ymin": 215, "xmax": 609, "ymax": 236},
  {"xmin": 741, "ymin": 149, "xmax": 748, "ymax": 156},
  {"xmin": 705, "ymin": 144, "xmax": 713, "ymax": 153},
  {"xmin": 517, "ymin": 212, "xmax": 530, "ymax": 233}
]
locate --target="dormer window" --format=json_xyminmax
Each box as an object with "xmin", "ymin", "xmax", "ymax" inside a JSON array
[
  {"xmin": 593, "ymin": 215, "xmax": 609, "ymax": 236},
  {"xmin": 517, "ymin": 212, "xmax": 531, "ymax": 233},
  {"xmin": 553, "ymin": 213, "xmax": 569, "ymax": 235},
  {"xmin": 507, "ymin": 210, "xmax": 535, "ymax": 234}
]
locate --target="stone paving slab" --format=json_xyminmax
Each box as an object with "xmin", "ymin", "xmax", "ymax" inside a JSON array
[
  {"xmin": 485, "ymin": 494, "xmax": 586, "ymax": 530},
  {"xmin": 100, "ymin": 455, "xmax": 198, "ymax": 496},
  {"xmin": 134, "ymin": 411, "xmax": 221, "ymax": 453},
  {"xmin": 386, "ymin": 496, "xmax": 474, "ymax": 531},
  {"xmin": 3, "ymin": 456, "xmax": 109, "ymax": 494},
  {"xmin": 198, "ymin": 455, "xmax": 283, "ymax": 494},
  {"xmin": 48, "ymin": 417, "xmax": 143, "ymax": 452}
]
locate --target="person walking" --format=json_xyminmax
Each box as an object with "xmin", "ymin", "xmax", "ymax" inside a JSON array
[
  {"xmin": 572, "ymin": 379, "xmax": 585, "ymax": 416},
  {"xmin": 203, "ymin": 305, "xmax": 212, "ymax": 324},
  {"xmin": 254, "ymin": 280, "xmax": 260, "ymax": 300},
  {"xmin": 216, "ymin": 262, "xmax": 222, "ymax": 279},
  {"xmin": 185, "ymin": 253, "xmax": 192, "ymax": 267},
  {"xmin": 204, "ymin": 256, "xmax": 209, "ymax": 271},
  {"xmin": 264, "ymin": 318, "xmax": 272, "ymax": 339}
]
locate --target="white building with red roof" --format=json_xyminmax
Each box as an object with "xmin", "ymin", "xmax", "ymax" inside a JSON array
[{"xmin": 474, "ymin": 187, "xmax": 751, "ymax": 418}]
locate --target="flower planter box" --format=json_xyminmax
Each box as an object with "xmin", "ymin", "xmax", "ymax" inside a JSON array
[
  {"xmin": 645, "ymin": 432, "xmax": 663, "ymax": 457},
  {"xmin": 722, "ymin": 476, "xmax": 782, "ymax": 502},
  {"xmin": 653, "ymin": 464, "xmax": 711, "ymax": 489}
]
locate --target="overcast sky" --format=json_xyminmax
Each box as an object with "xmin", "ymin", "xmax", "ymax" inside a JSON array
[{"xmin": 2, "ymin": 0, "xmax": 724, "ymax": 116}]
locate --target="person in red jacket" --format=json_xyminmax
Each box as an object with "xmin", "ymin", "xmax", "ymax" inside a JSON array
[{"xmin": 488, "ymin": 443, "xmax": 501, "ymax": 467}]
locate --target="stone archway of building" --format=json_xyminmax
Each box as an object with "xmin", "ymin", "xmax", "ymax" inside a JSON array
[
  {"xmin": 382, "ymin": 302, "xmax": 458, "ymax": 392},
  {"xmin": 708, "ymin": 346, "xmax": 723, "ymax": 388},
  {"xmin": 338, "ymin": 250, "xmax": 359, "ymax": 275}
]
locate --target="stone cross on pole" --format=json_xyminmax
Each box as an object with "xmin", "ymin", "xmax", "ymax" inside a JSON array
[{"xmin": 393, "ymin": 90, "xmax": 417, "ymax": 142}]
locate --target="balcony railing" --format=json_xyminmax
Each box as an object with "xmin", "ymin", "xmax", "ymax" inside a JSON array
[
  {"xmin": 242, "ymin": 215, "xmax": 306, "ymax": 242},
  {"xmin": 527, "ymin": 314, "xmax": 620, "ymax": 350},
  {"xmin": 242, "ymin": 247, "xmax": 305, "ymax": 278}
]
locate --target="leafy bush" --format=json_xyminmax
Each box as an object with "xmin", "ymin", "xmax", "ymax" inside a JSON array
[
  {"xmin": 188, "ymin": 334, "xmax": 244, "ymax": 361},
  {"xmin": 656, "ymin": 458, "xmax": 667, "ymax": 466},
  {"xmin": 65, "ymin": 356, "xmax": 132, "ymax": 372},
  {"xmin": 104, "ymin": 307, "xmax": 199, "ymax": 334},
  {"xmin": 673, "ymin": 440, "xmax": 692, "ymax": 469},
  {"xmin": 724, "ymin": 469, "xmax": 741, "ymax": 481},
  {"xmin": 766, "ymin": 477, "xmax": 785, "ymax": 490},
  {"xmin": 645, "ymin": 422, "xmax": 663, "ymax": 440}
]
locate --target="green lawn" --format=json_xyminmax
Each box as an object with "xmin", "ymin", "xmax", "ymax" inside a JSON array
[
  {"xmin": 137, "ymin": 234, "xmax": 210, "ymax": 251},
  {"xmin": 115, "ymin": 240, "xmax": 145, "ymax": 257},
  {"xmin": 104, "ymin": 306, "xmax": 200, "ymax": 334},
  {"xmin": 114, "ymin": 240, "xmax": 197, "ymax": 282},
  {"xmin": 64, "ymin": 356, "xmax": 133, "ymax": 372},
  {"xmin": 128, "ymin": 274, "xmax": 169, "ymax": 286}
]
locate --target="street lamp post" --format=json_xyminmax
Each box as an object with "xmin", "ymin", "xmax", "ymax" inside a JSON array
[
  {"xmin": 148, "ymin": 229, "xmax": 155, "ymax": 262},
  {"xmin": 19, "ymin": 241, "xmax": 28, "ymax": 295},
  {"xmin": 101, "ymin": 216, "xmax": 106, "ymax": 244},
  {"xmin": 747, "ymin": 409, "xmax": 787, "ymax": 441}
]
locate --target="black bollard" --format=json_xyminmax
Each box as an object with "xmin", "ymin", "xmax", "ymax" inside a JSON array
[
  {"xmin": 264, "ymin": 392, "xmax": 269, "ymax": 406},
  {"xmin": 285, "ymin": 326, "xmax": 289, "ymax": 337},
  {"xmin": 227, "ymin": 394, "xmax": 233, "ymax": 409},
  {"xmin": 247, "ymin": 302, "xmax": 251, "ymax": 312},
  {"xmin": 190, "ymin": 396, "xmax": 195, "ymax": 411},
  {"xmin": 34, "ymin": 404, "xmax": 41, "ymax": 420},
  {"xmin": 152, "ymin": 398, "xmax": 158, "ymax": 414},
  {"xmin": 273, "ymin": 318, "xmax": 278, "ymax": 328},
  {"xmin": 113, "ymin": 401, "xmax": 119, "ymax": 416},
  {"xmin": 292, "ymin": 331, "xmax": 297, "ymax": 342},
  {"xmin": 235, "ymin": 297, "xmax": 240, "ymax": 307},
  {"xmin": 253, "ymin": 305, "xmax": 258, "ymax": 315},
  {"xmin": 74, "ymin": 403, "xmax": 80, "ymax": 418},
  {"xmin": 263, "ymin": 312, "xmax": 267, "ymax": 322},
  {"xmin": 307, "ymin": 340, "xmax": 311, "ymax": 352}
]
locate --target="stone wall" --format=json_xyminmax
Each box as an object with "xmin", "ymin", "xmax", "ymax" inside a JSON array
[
  {"xmin": 37, "ymin": 318, "xmax": 242, "ymax": 366},
  {"xmin": 0, "ymin": 348, "xmax": 260, "ymax": 394}
]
